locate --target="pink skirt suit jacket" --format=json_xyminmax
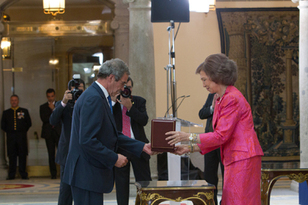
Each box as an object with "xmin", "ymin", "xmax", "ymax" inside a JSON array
[{"xmin": 198, "ymin": 85, "xmax": 264, "ymax": 205}]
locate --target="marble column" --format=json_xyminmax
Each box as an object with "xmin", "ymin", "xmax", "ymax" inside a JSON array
[
  {"xmin": 128, "ymin": 0, "xmax": 156, "ymax": 175},
  {"xmin": 111, "ymin": 0, "xmax": 130, "ymax": 63},
  {"xmin": 298, "ymin": 0, "xmax": 308, "ymax": 168}
]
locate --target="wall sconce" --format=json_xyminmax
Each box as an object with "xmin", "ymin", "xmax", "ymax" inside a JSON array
[
  {"xmin": 49, "ymin": 58, "xmax": 59, "ymax": 65},
  {"xmin": 1, "ymin": 37, "xmax": 11, "ymax": 59},
  {"xmin": 43, "ymin": 0, "xmax": 65, "ymax": 16}
]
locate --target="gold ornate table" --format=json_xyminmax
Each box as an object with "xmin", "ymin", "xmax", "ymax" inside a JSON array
[
  {"xmin": 261, "ymin": 168, "xmax": 308, "ymax": 205},
  {"xmin": 135, "ymin": 180, "xmax": 215, "ymax": 205}
]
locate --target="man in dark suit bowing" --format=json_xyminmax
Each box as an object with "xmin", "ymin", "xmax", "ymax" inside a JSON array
[
  {"xmin": 112, "ymin": 77, "xmax": 151, "ymax": 205},
  {"xmin": 39, "ymin": 88, "xmax": 61, "ymax": 179},
  {"xmin": 63, "ymin": 58, "xmax": 154, "ymax": 205}
]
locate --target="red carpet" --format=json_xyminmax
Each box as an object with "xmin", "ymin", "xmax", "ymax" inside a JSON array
[{"xmin": 0, "ymin": 184, "xmax": 34, "ymax": 190}]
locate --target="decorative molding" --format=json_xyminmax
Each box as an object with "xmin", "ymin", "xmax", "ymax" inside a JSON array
[
  {"xmin": 2, "ymin": 21, "xmax": 113, "ymax": 37},
  {"xmin": 287, "ymin": 172, "xmax": 308, "ymax": 183},
  {"xmin": 140, "ymin": 191, "xmax": 214, "ymax": 203}
]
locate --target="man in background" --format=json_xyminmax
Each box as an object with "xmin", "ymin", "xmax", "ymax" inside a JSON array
[
  {"xmin": 112, "ymin": 77, "xmax": 151, "ymax": 205},
  {"xmin": 199, "ymin": 93, "xmax": 224, "ymax": 205},
  {"xmin": 1, "ymin": 95, "xmax": 32, "ymax": 180},
  {"xmin": 50, "ymin": 80, "xmax": 85, "ymax": 205},
  {"xmin": 39, "ymin": 88, "xmax": 61, "ymax": 179}
]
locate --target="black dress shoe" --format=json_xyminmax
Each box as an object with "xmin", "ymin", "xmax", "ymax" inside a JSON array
[
  {"xmin": 21, "ymin": 177, "xmax": 29, "ymax": 180},
  {"xmin": 51, "ymin": 176, "xmax": 57, "ymax": 179},
  {"xmin": 6, "ymin": 177, "xmax": 15, "ymax": 180}
]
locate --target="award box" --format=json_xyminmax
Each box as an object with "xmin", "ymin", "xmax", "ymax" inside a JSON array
[{"xmin": 151, "ymin": 118, "xmax": 176, "ymax": 152}]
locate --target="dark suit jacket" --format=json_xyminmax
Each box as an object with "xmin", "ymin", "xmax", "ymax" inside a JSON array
[
  {"xmin": 113, "ymin": 95, "xmax": 149, "ymax": 143},
  {"xmin": 199, "ymin": 93, "xmax": 214, "ymax": 133},
  {"xmin": 113, "ymin": 95, "xmax": 149, "ymax": 159},
  {"xmin": 39, "ymin": 102, "xmax": 61, "ymax": 139},
  {"xmin": 63, "ymin": 82, "xmax": 145, "ymax": 194},
  {"xmin": 1, "ymin": 107, "xmax": 32, "ymax": 156},
  {"xmin": 50, "ymin": 101, "xmax": 74, "ymax": 166}
]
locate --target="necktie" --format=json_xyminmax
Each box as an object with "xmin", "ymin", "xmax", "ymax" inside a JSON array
[
  {"xmin": 122, "ymin": 106, "xmax": 131, "ymax": 138},
  {"xmin": 107, "ymin": 96, "xmax": 113, "ymax": 114}
]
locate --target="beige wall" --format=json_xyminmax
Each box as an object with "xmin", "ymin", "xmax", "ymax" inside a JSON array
[
  {"xmin": 153, "ymin": 11, "xmax": 220, "ymax": 133},
  {"xmin": 153, "ymin": 1, "xmax": 298, "ymax": 134}
]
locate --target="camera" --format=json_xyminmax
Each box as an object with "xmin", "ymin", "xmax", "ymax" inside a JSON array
[
  {"xmin": 68, "ymin": 74, "xmax": 84, "ymax": 105},
  {"xmin": 117, "ymin": 85, "xmax": 131, "ymax": 100}
]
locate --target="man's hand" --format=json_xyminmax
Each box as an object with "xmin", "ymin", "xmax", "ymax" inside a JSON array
[
  {"xmin": 119, "ymin": 96, "xmax": 133, "ymax": 111},
  {"xmin": 49, "ymin": 102, "xmax": 55, "ymax": 110},
  {"xmin": 62, "ymin": 90, "xmax": 73, "ymax": 104},
  {"xmin": 143, "ymin": 143, "xmax": 160, "ymax": 155},
  {"xmin": 115, "ymin": 154, "xmax": 128, "ymax": 168}
]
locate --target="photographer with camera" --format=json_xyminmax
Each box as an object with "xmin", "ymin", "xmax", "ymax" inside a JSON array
[
  {"xmin": 49, "ymin": 76, "xmax": 85, "ymax": 205},
  {"xmin": 112, "ymin": 77, "xmax": 152, "ymax": 205}
]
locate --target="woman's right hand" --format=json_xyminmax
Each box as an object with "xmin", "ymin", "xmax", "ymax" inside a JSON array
[{"xmin": 172, "ymin": 144, "xmax": 190, "ymax": 155}]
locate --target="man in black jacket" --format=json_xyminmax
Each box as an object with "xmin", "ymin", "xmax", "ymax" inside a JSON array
[
  {"xmin": 199, "ymin": 93, "xmax": 224, "ymax": 205},
  {"xmin": 112, "ymin": 77, "xmax": 151, "ymax": 205},
  {"xmin": 50, "ymin": 80, "xmax": 85, "ymax": 205},
  {"xmin": 1, "ymin": 95, "xmax": 32, "ymax": 180},
  {"xmin": 39, "ymin": 88, "xmax": 61, "ymax": 179}
]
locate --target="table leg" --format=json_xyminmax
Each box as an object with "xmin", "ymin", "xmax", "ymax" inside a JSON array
[
  {"xmin": 261, "ymin": 175, "xmax": 278, "ymax": 205},
  {"xmin": 135, "ymin": 195, "xmax": 140, "ymax": 205}
]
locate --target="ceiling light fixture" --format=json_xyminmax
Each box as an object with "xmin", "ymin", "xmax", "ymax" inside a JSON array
[{"xmin": 43, "ymin": 0, "xmax": 65, "ymax": 16}]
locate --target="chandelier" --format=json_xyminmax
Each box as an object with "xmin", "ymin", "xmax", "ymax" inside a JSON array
[{"xmin": 43, "ymin": 0, "xmax": 65, "ymax": 16}]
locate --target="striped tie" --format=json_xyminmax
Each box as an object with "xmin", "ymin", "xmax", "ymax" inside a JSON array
[
  {"xmin": 107, "ymin": 96, "xmax": 113, "ymax": 114},
  {"xmin": 122, "ymin": 106, "xmax": 131, "ymax": 137}
]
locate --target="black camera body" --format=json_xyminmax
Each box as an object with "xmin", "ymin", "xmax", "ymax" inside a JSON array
[
  {"xmin": 70, "ymin": 87, "xmax": 83, "ymax": 102},
  {"xmin": 117, "ymin": 85, "xmax": 131, "ymax": 100},
  {"xmin": 68, "ymin": 74, "xmax": 84, "ymax": 105}
]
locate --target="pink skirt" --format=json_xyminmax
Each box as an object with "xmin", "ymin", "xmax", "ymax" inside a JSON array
[{"xmin": 221, "ymin": 156, "xmax": 261, "ymax": 205}]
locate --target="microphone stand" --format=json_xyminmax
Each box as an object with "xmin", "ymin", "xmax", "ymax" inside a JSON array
[
  {"xmin": 164, "ymin": 95, "xmax": 186, "ymax": 118},
  {"xmin": 164, "ymin": 20, "xmax": 177, "ymax": 118}
]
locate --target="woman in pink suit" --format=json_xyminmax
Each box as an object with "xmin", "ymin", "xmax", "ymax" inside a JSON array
[{"xmin": 166, "ymin": 53, "xmax": 264, "ymax": 205}]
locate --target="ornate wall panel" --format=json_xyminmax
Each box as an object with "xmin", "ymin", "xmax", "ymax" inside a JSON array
[{"xmin": 217, "ymin": 8, "xmax": 299, "ymax": 162}]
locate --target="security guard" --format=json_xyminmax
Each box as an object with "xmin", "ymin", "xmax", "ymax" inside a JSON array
[{"xmin": 1, "ymin": 94, "xmax": 32, "ymax": 180}]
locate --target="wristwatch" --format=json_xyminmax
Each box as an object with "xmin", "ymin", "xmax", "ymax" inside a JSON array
[{"xmin": 189, "ymin": 134, "xmax": 193, "ymax": 144}]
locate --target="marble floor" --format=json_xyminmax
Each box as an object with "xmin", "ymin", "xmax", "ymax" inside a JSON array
[{"xmin": 0, "ymin": 177, "xmax": 300, "ymax": 205}]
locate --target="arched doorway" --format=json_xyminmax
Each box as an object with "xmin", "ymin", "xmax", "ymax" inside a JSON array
[{"xmin": 0, "ymin": 0, "xmax": 115, "ymax": 177}]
